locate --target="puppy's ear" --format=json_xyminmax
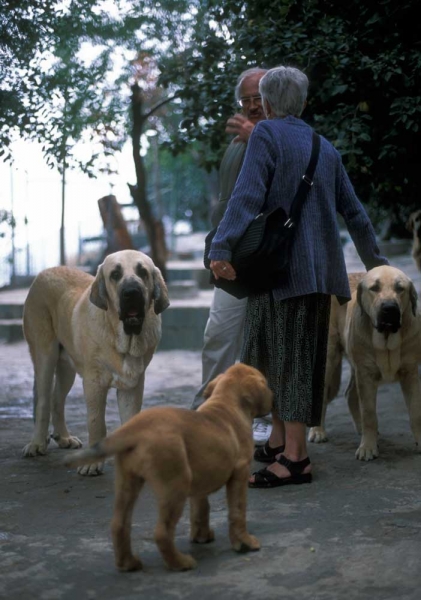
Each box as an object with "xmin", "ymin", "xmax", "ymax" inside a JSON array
[
  {"xmin": 409, "ymin": 281, "xmax": 418, "ymax": 316},
  {"xmin": 239, "ymin": 393, "xmax": 254, "ymax": 416},
  {"xmin": 203, "ymin": 374, "xmax": 223, "ymax": 399},
  {"xmin": 242, "ymin": 378, "xmax": 273, "ymax": 418},
  {"xmin": 357, "ymin": 281, "xmax": 364, "ymax": 316},
  {"xmin": 153, "ymin": 267, "xmax": 170, "ymax": 315},
  {"xmin": 90, "ymin": 264, "xmax": 108, "ymax": 311}
]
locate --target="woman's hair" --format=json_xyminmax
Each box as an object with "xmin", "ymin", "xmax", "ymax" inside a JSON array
[
  {"xmin": 259, "ymin": 66, "xmax": 308, "ymax": 117},
  {"xmin": 234, "ymin": 67, "xmax": 268, "ymax": 101}
]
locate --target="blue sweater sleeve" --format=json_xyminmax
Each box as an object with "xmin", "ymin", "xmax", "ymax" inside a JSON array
[
  {"xmin": 336, "ymin": 163, "xmax": 389, "ymax": 269},
  {"xmin": 208, "ymin": 126, "xmax": 277, "ymax": 261}
]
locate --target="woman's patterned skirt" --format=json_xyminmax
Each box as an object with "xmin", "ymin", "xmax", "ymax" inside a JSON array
[{"xmin": 241, "ymin": 292, "xmax": 331, "ymax": 427}]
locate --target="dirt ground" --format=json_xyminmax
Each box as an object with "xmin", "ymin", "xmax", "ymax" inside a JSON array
[{"xmin": 1, "ymin": 334, "xmax": 421, "ymax": 600}]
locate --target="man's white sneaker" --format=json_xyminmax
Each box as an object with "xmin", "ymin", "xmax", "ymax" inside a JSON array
[{"xmin": 252, "ymin": 419, "xmax": 273, "ymax": 446}]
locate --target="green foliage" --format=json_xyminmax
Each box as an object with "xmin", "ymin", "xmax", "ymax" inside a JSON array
[
  {"xmin": 1, "ymin": 0, "xmax": 419, "ymax": 233},
  {"xmin": 158, "ymin": 0, "xmax": 421, "ymax": 231},
  {"xmin": 145, "ymin": 145, "xmax": 213, "ymax": 229},
  {"xmin": 0, "ymin": 0, "xmax": 192, "ymax": 173}
]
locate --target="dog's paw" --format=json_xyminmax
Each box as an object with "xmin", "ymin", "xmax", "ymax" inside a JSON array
[
  {"xmin": 22, "ymin": 439, "xmax": 49, "ymax": 457},
  {"xmin": 77, "ymin": 462, "xmax": 104, "ymax": 476},
  {"xmin": 116, "ymin": 555, "xmax": 143, "ymax": 572},
  {"xmin": 167, "ymin": 553, "xmax": 197, "ymax": 571},
  {"xmin": 191, "ymin": 528, "xmax": 215, "ymax": 544},
  {"xmin": 52, "ymin": 434, "xmax": 83, "ymax": 450},
  {"xmin": 232, "ymin": 534, "xmax": 261, "ymax": 553},
  {"xmin": 355, "ymin": 443, "xmax": 379, "ymax": 461},
  {"xmin": 308, "ymin": 427, "xmax": 328, "ymax": 443}
]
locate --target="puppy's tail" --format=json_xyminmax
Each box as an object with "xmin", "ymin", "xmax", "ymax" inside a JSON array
[{"xmin": 63, "ymin": 428, "xmax": 138, "ymax": 469}]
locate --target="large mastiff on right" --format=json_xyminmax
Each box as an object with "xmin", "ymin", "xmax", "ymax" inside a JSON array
[{"xmin": 309, "ymin": 266, "xmax": 421, "ymax": 460}]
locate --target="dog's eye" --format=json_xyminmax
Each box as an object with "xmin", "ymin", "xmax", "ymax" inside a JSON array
[
  {"xmin": 136, "ymin": 264, "xmax": 148, "ymax": 278},
  {"xmin": 110, "ymin": 269, "xmax": 122, "ymax": 281},
  {"xmin": 395, "ymin": 284, "xmax": 405, "ymax": 293},
  {"xmin": 369, "ymin": 284, "xmax": 380, "ymax": 293}
]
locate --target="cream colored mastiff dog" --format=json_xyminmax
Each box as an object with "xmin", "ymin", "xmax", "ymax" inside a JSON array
[
  {"xmin": 309, "ymin": 266, "xmax": 421, "ymax": 460},
  {"xmin": 65, "ymin": 363, "xmax": 273, "ymax": 572},
  {"xmin": 22, "ymin": 250, "xmax": 169, "ymax": 475}
]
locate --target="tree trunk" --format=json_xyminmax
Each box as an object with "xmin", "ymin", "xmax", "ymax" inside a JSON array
[
  {"xmin": 98, "ymin": 195, "xmax": 134, "ymax": 255},
  {"xmin": 129, "ymin": 83, "xmax": 168, "ymax": 280}
]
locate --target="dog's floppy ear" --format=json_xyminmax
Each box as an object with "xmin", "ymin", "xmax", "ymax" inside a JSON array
[
  {"xmin": 406, "ymin": 215, "xmax": 414, "ymax": 232},
  {"xmin": 203, "ymin": 374, "xmax": 224, "ymax": 400},
  {"xmin": 90, "ymin": 264, "xmax": 108, "ymax": 311},
  {"xmin": 357, "ymin": 281, "xmax": 365, "ymax": 316},
  {"xmin": 242, "ymin": 379, "xmax": 273, "ymax": 418},
  {"xmin": 409, "ymin": 281, "xmax": 418, "ymax": 316},
  {"xmin": 153, "ymin": 267, "xmax": 170, "ymax": 315}
]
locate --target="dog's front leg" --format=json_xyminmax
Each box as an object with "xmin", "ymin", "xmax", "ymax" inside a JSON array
[
  {"xmin": 399, "ymin": 366, "xmax": 421, "ymax": 451},
  {"xmin": 117, "ymin": 372, "xmax": 145, "ymax": 424},
  {"xmin": 346, "ymin": 369, "xmax": 362, "ymax": 435},
  {"xmin": 78, "ymin": 380, "xmax": 108, "ymax": 476},
  {"xmin": 355, "ymin": 369, "xmax": 380, "ymax": 461},
  {"xmin": 308, "ymin": 349, "xmax": 342, "ymax": 443},
  {"xmin": 22, "ymin": 350, "xmax": 58, "ymax": 457},
  {"xmin": 190, "ymin": 496, "xmax": 215, "ymax": 544},
  {"xmin": 226, "ymin": 465, "xmax": 260, "ymax": 552}
]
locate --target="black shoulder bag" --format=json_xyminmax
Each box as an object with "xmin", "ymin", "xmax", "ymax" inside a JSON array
[{"xmin": 203, "ymin": 130, "xmax": 321, "ymax": 299}]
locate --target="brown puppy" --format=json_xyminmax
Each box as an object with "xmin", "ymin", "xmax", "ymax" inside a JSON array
[
  {"xmin": 310, "ymin": 266, "xmax": 421, "ymax": 460},
  {"xmin": 65, "ymin": 363, "xmax": 273, "ymax": 572},
  {"xmin": 406, "ymin": 209, "xmax": 421, "ymax": 272},
  {"xmin": 22, "ymin": 250, "xmax": 169, "ymax": 475}
]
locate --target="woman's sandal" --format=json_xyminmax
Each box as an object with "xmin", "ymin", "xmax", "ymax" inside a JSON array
[
  {"xmin": 253, "ymin": 441, "xmax": 285, "ymax": 463},
  {"xmin": 248, "ymin": 455, "xmax": 312, "ymax": 488}
]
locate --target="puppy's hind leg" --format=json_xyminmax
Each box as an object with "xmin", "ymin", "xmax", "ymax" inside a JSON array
[
  {"xmin": 154, "ymin": 490, "xmax": 196, "ymax": 571},
  {"xmin": 190, "ymin": 496, "xmax": 215, "ymax": 544},
  {"xmin": 226, "ymin": 465, "xmax": 260, "ymax": 553},
  {"xmin": 22, "ymin": 343, "xmax": 59, "ymax": 457},
  {"xmin": 51, "ymin": 348, "xmax": 82, "ymax": 450},
  {"xmin": 112, "ymin": 461, "xmax": 144, "ymax": 572},
  {"xmin": 151, "ymin": 458, "xmax": 196, "ymax": 571}
]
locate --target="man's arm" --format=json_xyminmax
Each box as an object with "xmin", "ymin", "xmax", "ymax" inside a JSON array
[{"xmin": 225, "ymin": 113, "xmax": 255, "ymax": 143}]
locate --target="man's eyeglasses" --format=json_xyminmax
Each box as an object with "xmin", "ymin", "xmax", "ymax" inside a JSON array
[{"xmin": 238, "ymin": 95, "xmax": 262, "ymax": 108}]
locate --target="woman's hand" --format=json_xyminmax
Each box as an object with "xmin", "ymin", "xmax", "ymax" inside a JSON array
[{"xmin": 210, "ymin": 260, "xmax": 236, "ymax": 280}]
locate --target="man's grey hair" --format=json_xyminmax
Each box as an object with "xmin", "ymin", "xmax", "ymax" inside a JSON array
[
  {"xmin": 234, "ymin": 67, "xmax": 268, "ymax": 101},
  {"xmin": 259, "ymin": 66, "xmax": 308, "ymax": 117}
]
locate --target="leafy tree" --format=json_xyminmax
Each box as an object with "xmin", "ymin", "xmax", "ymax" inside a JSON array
[
  {"xmin": 159, "ymin": 0, "xmax": 420, "ymax": 235},
  {"xmin": 0, "ymin": 0, "xmax": 194, "ymax": 270},
  {"xmin": 2, "ymin": 0, "xmax": 418, "ymax": 251}
]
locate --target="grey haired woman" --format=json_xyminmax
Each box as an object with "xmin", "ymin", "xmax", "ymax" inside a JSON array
[{"xmin": 208, "ymin": 65, "xmax": 388, "ymax": 488}]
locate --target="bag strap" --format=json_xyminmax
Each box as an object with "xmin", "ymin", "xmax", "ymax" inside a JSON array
[{"xmin": 289, "ymin": 130, "xmax": 321, "ymax": 224}]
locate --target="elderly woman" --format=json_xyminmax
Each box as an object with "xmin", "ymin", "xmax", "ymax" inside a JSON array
[{"xmin": 208, "ymin": 66, "xmax": 388, "ymax": 488}]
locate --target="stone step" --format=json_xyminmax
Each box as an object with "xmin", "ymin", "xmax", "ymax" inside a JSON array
[
  {"xmin": 167, "ymin": 279, "xmax": 199, "ymax": 299},
  {"xmin": 0, "ymin": 304, "xmax": 23, "ymax": 319},
  {"xmin": 0, "ymin": 319, "xmax": 25, "ymax": 343}
]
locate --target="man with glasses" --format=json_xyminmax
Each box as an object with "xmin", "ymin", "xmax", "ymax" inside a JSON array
[{"xmin": 192, "ymin": 67, "xmax": 273, "ymax": 447}]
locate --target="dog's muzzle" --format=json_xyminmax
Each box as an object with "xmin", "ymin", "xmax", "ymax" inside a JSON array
[
  {"xmin": 376, "ymin": 301, "xmax": 401, "ymax": 334},
  {"xmin": 119, "ymin": 283, "xmax": 146, "ymax": 335}
]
